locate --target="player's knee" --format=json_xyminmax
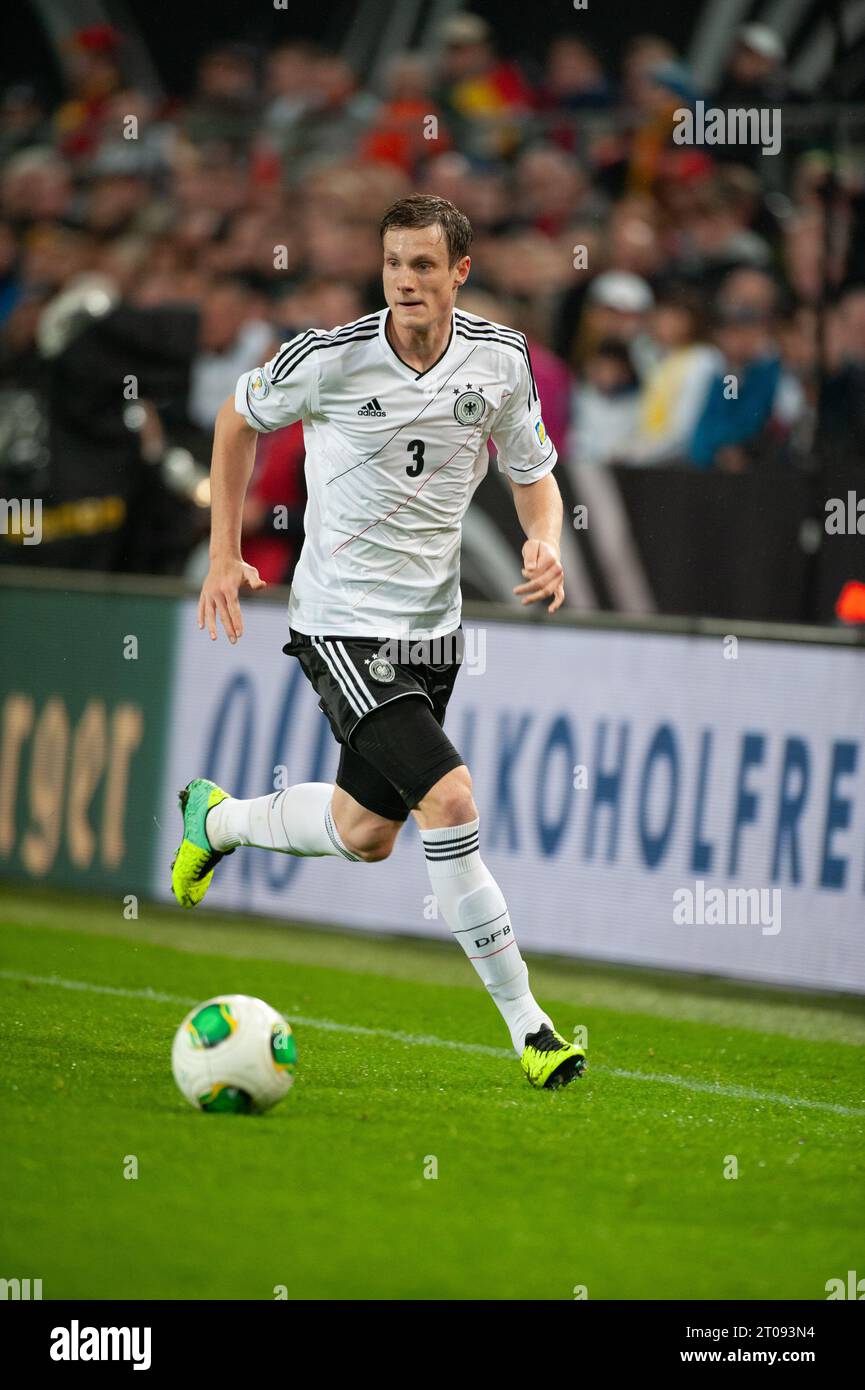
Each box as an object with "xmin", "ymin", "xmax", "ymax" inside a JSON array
[
  {"xmin": 415, "ymin": 767, "xmax": 477, "ymax": 828},
  {"xmin": 345, "ymin": 822, "xmax": 400, "ymax": 862},
  {"xmin": 353, "ymin": 838, "xmax": 396, "ymax": 863}
]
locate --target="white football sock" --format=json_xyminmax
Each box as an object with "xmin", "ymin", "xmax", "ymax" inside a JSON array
[
  {"xmin": 206, "ymin": 784, "xmax": 360, "ymax": 861},
  {"xmin": 421, "ymin": 818, "xmax": 552, "ymax": 1054}
]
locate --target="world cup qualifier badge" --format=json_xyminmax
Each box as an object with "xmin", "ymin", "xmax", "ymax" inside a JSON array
[
  {"xmin": 454, "ymin": 390, "xmax": 487, "ymax": 425},
  {"xmin": 367, "ymin": 656, "xmax": 396, "ymax": 683}
]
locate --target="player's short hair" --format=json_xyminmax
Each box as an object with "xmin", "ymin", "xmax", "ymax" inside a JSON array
[{"xmin": 379, "ymin": 194, "xmax": 473, "ymax": 266}]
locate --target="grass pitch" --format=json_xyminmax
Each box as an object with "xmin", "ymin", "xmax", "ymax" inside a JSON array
[{"xmin": 1, "ymin": 884, "xmax": 863, "ymax": 1300}]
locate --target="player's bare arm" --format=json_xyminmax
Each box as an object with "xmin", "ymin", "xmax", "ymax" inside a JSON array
[
  {"xmin": 198, "ymin": 394, "xmax": 267, "ymax": 644},
  {"xmin": 509, "ymin": 473, "xmax": 565, "ymax": 613}
]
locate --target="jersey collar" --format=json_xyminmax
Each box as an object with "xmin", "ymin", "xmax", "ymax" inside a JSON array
[{"xmin": 379, "ymin": 307, "xmax": 457, "ymax": 382}]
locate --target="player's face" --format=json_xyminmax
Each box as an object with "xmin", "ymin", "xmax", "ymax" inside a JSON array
[{"xmin": 382, "ymin": 225, "xmax": 469, "ymax": 333}]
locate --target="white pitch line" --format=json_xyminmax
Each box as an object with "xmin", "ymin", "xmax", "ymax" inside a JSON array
[{"xmin": 2, "ymin": 968, "xmax": 863, "ymax": 1118}]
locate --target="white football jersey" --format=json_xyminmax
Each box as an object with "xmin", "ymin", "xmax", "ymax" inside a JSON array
[{"xmin": 234, "ymin": 306, "xmax": 557, "ymax": 638}]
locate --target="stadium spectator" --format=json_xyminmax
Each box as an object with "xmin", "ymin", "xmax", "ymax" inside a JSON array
[
  {"xmin": 686, "ymin": 269, "xmax": 805, "ymax": 469},
  {"xmin": 2, "ymin": 147, "xmax": 72, "ymax": 228},
  {"xmin": 434, "ymin": 12, "xmax": 536, "ymax": 161},
  {"xmin": 237, "ymin": 420, "xmax": 307, "ymax": 586},
  {"xmin": 55, "ymin": 24, "xmax": 125, "ymax": 160},
  {"xmin": 359, "ymin": 53, "xmax": 451, "ymax": 174},
  {"xmin": 671, "ymin": 167, "xmax": 773, "ymax": 293},
  {"xmin": 187, "ymin": 278, "xmax": 271, "ymax": 432},
  {"xmin": 182, "ymin": 43, "xmax": 261, "ymax": 151},
  {"xmin": 817, "ymin": 287, "xmax": 865, "ymax": 462},
  {"xmin": 569, "ymin": 338, "xmax": 641, "ymax": 468},
  {"xmin": 263, "ymin": 41, "xmax": 320, "ymax": 136},
  {"xmin": 618, "ymin": 287, "xmax": 721, "ymax": 464},
  {"xmin": 0, "ymin": 83, "xmax": 50, "ymax": 163},
  {"xmin": 537, "ymin": 34, "xmax": 616, "ymax": 157},
  {"xmin": 573, "ymin": 270, "xmax": 655, "ymax": 376},
  {"xmin": 273, "ymin": 54, "xmax": 378, "ymax": 176},
  {"xmin": 513, "ymin": 145, "xmax": 606, "ymax": 235},
  {"xmin": 539, "ymin": 36, "xmax": 615, "ymax": 112},
  {"xmin": 715, "ymin": 24, "xmax": 789, "ymax": 108}
]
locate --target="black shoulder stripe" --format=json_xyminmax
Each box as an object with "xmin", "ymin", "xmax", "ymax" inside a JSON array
[
  {"xmin": 271, "ymin": 328, "xmax": 378, "ymax": 384},
  {"xmin": 271, "ymin": 314, "xmax": 381, "ymax": 380},
  {"xmin": 455, "ymin": 327, "xmax": 538, "ymax": 409},
  {"xmin": 454, "ymin": 319, "xmax": 533, "ymax": 358},
  {"xmin": 271, "ymin": 318, "xmax": 379, "ymax": 380},
  {"xmin": 270, "ymin": 329, "xmax": 315, "ymax": 381},
  {"xmin": 454, "ymin": 311, "xmax": 524, "ymax": 344},
  {"xmin": 521, "ymin": 330, "xmax": 538, "ymax": 404}
]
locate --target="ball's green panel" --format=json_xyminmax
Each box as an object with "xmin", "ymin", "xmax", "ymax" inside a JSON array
[
  {"xmin": 187, "ymin": 1002, "xmax": 235, "ymax": 1049},
  {"xmin": 198, "ymin": 1085, "xmax": 252, "ymax": 1114},
  {"xmin": 271, "ymin": 1023, "xmax": 297, "ymax": 1072}
]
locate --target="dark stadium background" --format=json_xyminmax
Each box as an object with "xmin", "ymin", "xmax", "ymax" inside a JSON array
[{"xmin": 6, "ymin": 3, "xmax": 697, "ymax": 98}]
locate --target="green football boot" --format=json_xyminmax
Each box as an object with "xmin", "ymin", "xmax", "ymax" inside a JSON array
[
  {"xmin": 171, "ymin": 778, "xmax": 234, "ymax": 909},
  {"xmin": 521, "ymin": 1024, "xmax": 587, "ymax": 1090}
]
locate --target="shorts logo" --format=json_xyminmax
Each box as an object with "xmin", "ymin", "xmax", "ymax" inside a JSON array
[
  {"xmin": 454, "ymin": 391, "xmax": 486, "ymax": 426},
  {"xmin": 250, "ymin": 371, "xmax": 269, "ymax": 401},
  {"xmin": 368, "ymin": 657, "xmax": 396, "ymax": 683},
  {"xmin": 534, "ymin": 418, "xmax": 546, "ymax": 445}
]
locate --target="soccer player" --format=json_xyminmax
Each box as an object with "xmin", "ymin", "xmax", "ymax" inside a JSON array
[{"xmin": 172, "ymin": 194, "xmax": 586, "ymax": 1090}]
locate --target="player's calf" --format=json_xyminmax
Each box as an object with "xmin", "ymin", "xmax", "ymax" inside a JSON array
[{"xmin": 170, "ymin": 776, "xmax": 402, "ymax": 909}]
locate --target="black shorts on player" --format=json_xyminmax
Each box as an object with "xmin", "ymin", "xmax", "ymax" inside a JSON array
[{"xmin": 282, "ymin": 627, "xmax": 466, "ymax": 822}]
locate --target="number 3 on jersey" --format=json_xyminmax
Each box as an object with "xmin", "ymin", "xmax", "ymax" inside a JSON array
[{"xmin": 406, "ymin": 439, "xmax": 425, "ymax": 477}]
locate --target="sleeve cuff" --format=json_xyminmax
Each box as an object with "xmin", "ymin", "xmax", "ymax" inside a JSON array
[{"xmin": 504, "ymin": 445, "xmax": 557, "ymax": 484}]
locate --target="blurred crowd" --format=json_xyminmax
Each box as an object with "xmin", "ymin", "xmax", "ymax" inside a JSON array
[{"xmin": 1, "ymin": 12, "xmax": 864, "ymax": 580}]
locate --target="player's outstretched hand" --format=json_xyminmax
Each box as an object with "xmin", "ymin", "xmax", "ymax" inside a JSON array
[
  {"xmin": 198, "ymin": 558, "xmax": 267, "ymax": 644},
  {"xmin": 513, "ymin": 539, "xmax": 564, "ymax": 614}
]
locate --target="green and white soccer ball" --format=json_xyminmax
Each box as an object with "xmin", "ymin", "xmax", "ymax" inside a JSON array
[{"xmin": 171, "ymin": 994, "xmax": 297, "ymax": 1113}]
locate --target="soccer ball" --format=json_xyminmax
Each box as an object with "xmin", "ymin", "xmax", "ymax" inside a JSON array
[{"xmin": 171, "ymin": 994, "xmax": 297, "ymax": 1113}]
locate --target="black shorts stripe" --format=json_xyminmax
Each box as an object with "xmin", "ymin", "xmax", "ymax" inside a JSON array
[
  {"xmin": 325, "ymin": 638, "xmax": 377, "ymax": 712},
  {"xmin": 310, "ymin": 637, "xmax": 368, "ymax": 719}
]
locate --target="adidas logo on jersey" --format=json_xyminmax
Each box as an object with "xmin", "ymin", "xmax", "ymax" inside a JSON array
[{"xmin": 358, "ymin": 397, "xmax": 386, "ymax": 416}]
